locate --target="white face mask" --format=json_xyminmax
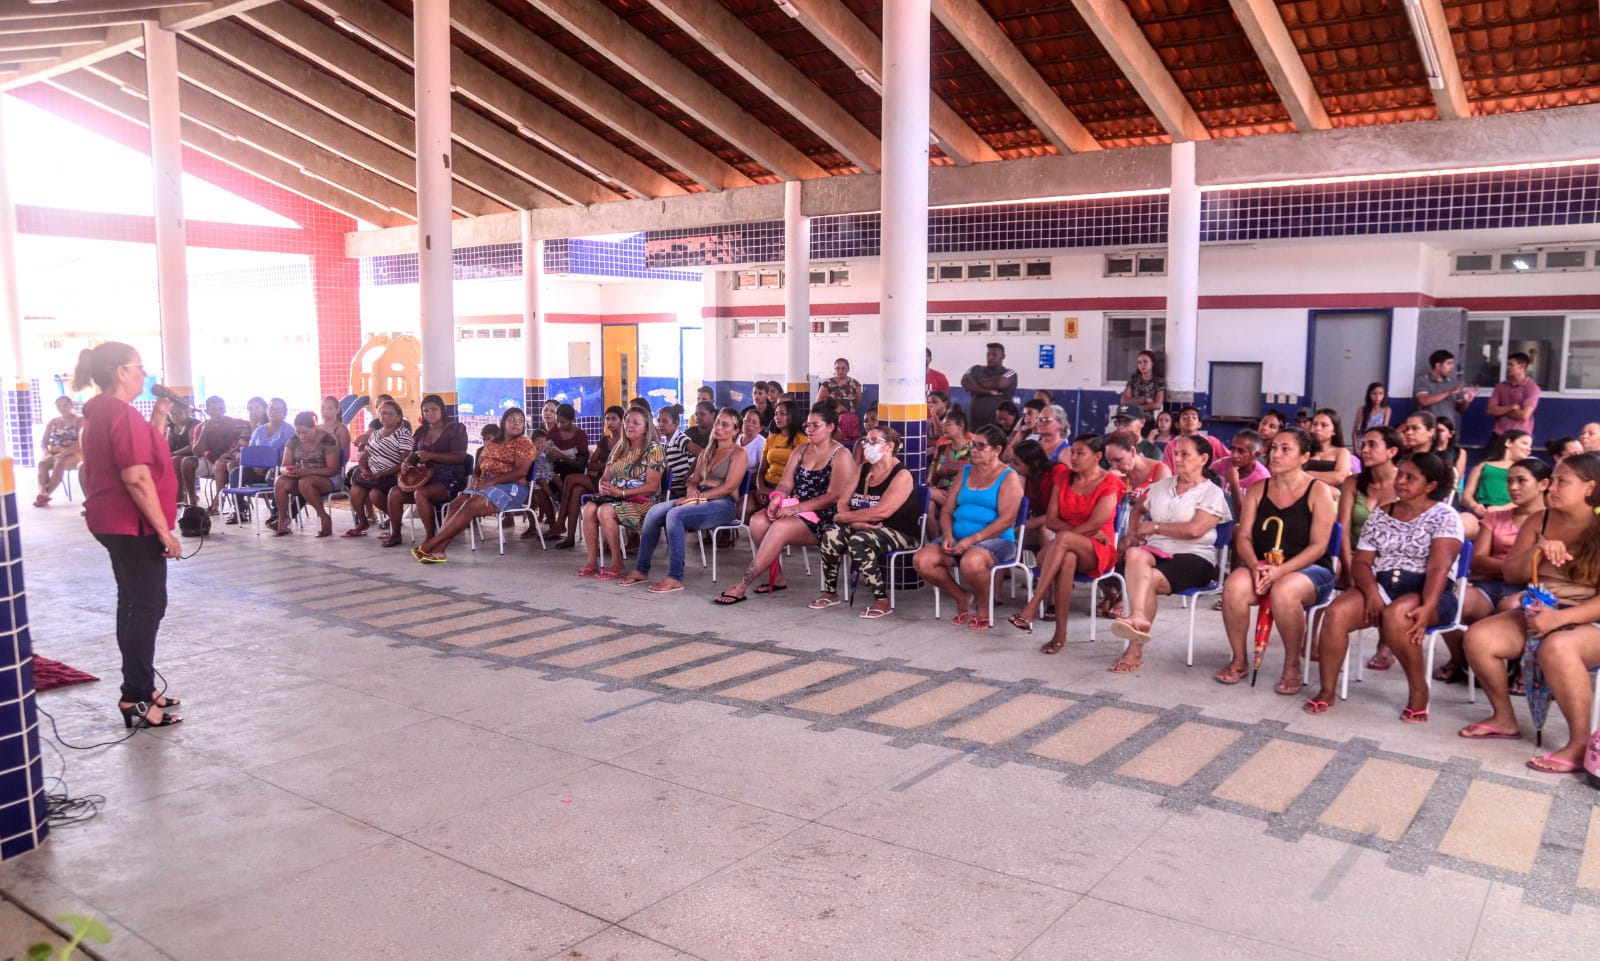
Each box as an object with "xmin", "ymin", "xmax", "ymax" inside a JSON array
[{"xmin": 862, "ymin": 443, "xmax": 886, "ymax": 464}]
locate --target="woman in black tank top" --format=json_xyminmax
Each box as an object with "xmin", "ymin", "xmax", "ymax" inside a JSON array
[
  {"xmin": 811, "ymin": 426, "xmax": 920, "ymax": 618},
  {"xmin": 1217, "ymin": 427, "xmax": 1338, "ymax": 694}
]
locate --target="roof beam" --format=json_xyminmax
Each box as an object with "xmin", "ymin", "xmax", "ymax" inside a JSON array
[
  {"xmin": 1227, "ymin": 0, "xmax": 1331, "ymax": 131},
  {"xmin": 91, "ymin": 52, "xmax": 432, "ymax": 218},
  {"xmin": 645, "ymin": 0, "xmax": 880, "ymax": 172},
  {"xmin": 0, "ymin": 4, "xmax": 204, "ymax": 30},
  {"xmin": 776, "ymin": 0, "xmax": 998, "ymax": 165},
  {"xmin": 1067, "ymin": 0, "xmax": 1209, "ymax": 142},
  {"xmin": 1, "ymin": 47, "xmax": 67, "ymax": 63},
  {"xmin": 449, "ymin": 0, "xmax": 748, "ymax": 192},
  {"xmin": 530, "ymin": 0, "xmax": 827, "ymax": 180},
  {"xmin": 1402, "ymin": 0, "xmax": 1470, "ymax": 121},
  {"xmin": 932, "ymin": 0, "xmax": 1099, "ymax": 153},
  {"xmin": 306, "ymin": 0, "xmax": 681, "ymax": 199},
  {"xmin": 160, "ymin": 0, "xmax": 277, "ymax": 31},
  {"xmin": 240, "ymin": 3, "xmax": 610, "ymax": 206},
  {"xmin": 187, "ymin": 20, "xmax": 525, "ymax": 215},
  {"xmin": 0, "ymin": 24, "xmax": 142, "ymax": 93},
  {"xmin": 0, "ymin": 28, "xmax": 110, "ymax": 51},
  {"xmin": 46, "ymin": 70, "xmax": 404, "ymax": 226},
  {"xmin": 0, "ymin": 0, "xmax": 193, "ymax": 19},
  {"xmin": 168, "ymin": 41, "xmax": 495, "ymax": 216}
]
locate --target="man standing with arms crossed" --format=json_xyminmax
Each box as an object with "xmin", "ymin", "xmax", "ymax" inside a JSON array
[{"xmin": 960, "ymin": 342, "xmax": 1018, "ymax": 430}]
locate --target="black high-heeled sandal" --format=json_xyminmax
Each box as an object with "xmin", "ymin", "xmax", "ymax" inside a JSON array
[
  {"xmin": 119, "ymin": 701, "xmax": 182, "ymax": 729},
  {"xmin": 152, "ymin": 692, "xmax": 180, "ymax": 709}
]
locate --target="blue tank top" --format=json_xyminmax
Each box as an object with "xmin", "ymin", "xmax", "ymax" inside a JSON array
[{"xmin": 952, "ymin": 465, "xmax": 1016, "ymax": 542}]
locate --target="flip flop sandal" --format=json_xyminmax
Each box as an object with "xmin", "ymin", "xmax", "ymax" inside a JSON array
[
  {"xmin": 1039, "ymin": 638, "xmax": 1065, "ymax": 655},
  {"xmin": 595, "ymin": 569, "xmax": 623, "ymax": 581},
  {"xmin": 952, "ymin": 611, "xmax": 977, "ymax": 626},
  {"xmin": 808, "ymin": 597, "xmax": 843, "ymax": 609},
  {"xmin": 1007, "ymin": 613, "xmax": 1033, "ymax": 634},
  {"xmin": 1399, "ymin": 707, "xmax": 1429, "ymax": 724},
  {"xmin": 575, "ymin": 566, "xmax": 598, "ymax": 577},
  {"xmin": 418, "ymin": 551, "xmax": 447, "ymax": 564},
  {"xmin": 646, "ymin": 582, "xmax": 683, "ymax": 593},
  {"xmin": 713, "ymin": 591, "xmax": 747, "ymax": 605},
  {"xmin": 1526, "ymin": 753, "xmax": 1581, "ymax": 774},
  {"xmin": 1458, "ymin": 723, "xmax": 1521, "ymax": 740},
  {"xmin": 969, "ymin": 617, "xmax": 992, "ymax": 631},
  {"xmin": 1214, "ymin": 665, "xmax": 1248, "ymax": 685},
  {"xmin": 1275, "ymin": 679, "xmax": 1305, "ymax": 696},
  {"xmin": 755, "ymin": 583, "xmax": 787, "ymax": 594},
  {"xmin": 859, "ymin": 607, "xmax": 891, "ymax": 619},
  {"xmin": 1111, "ymin": 621, "xmax": 1152, "ymax": 645},
  {"xmin": 1302, "ymin": 699, "xmax": 1331, "ymax": 715}
]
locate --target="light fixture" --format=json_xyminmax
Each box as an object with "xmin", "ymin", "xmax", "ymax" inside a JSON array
[
  {"xmin": 1511, "ymin": 255, "xmax": 1532, "ymax": 271},
  {"xmin": 332, "ymin": 15, "xmax": 409, "ymax": 63},
  {"xmin": 853, "ymin": 68, "xmax": 882, "ymax": 95},
  {"xmin": 1402, "ymin": 0, "xmax": 1445, "ymax": 91}
]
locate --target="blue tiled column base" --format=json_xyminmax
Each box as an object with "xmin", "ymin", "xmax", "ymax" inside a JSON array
[
  {"xmin": 523, "ymin": 383, "xmax": 546, "ymax": 415},
  {"xmin": 881, "ymin": 418, "xmax": 927, "ymax": 488},
  {"xmin": 5, "ymin": 388, "xmax": 35, "ymax": 469},
  {"xmin": 0, "ymin": 460, "xmax": 48, "ymax": 861}
]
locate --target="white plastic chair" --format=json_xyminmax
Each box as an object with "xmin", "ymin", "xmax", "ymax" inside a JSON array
[{"xmin": 933, "ymin": 496, "xmax": 1031, "ymax": 625}]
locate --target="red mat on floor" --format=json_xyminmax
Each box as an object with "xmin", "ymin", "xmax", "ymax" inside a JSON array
[{"xmin": 33, "ymin": 656, "xmax": 99, "ymax": 692}]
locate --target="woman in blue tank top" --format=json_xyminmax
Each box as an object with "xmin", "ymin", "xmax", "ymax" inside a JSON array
[{"xmin": 913, "ymin": 425, "xmax": 1025, "ymax": 631}]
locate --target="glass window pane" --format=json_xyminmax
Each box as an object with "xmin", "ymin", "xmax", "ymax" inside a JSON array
[
  {"xmin": 1506, "ymin": 315, "xmax": 1564, "ymax": 389},
  {"xmin": 995, "ymin": 316, "xmax": 1021, "ymax": 332},
  {"xmin": 1136, "ymin": 253, "xmax": 1166, "ymax": 275},
  {"xmin": 1025, "ymin": 261, "xmax": 1051, "ymax": 277},
  {"xmin": 1105, "ymin": 255, "xmax": 1134, "ymax": 276},
  {"xmin": 939, "ymin": 317, "xmax": 963, "ymax": 332},
  {"xmin": 1546, "ymin": 250, "xmax": 1587, "ymax": 270},
  {"xmin": 996, "ymin": 261, "xmax": 1022, "ymax": 279},
  {"xmin": 1149, "ymin": 317, "xmax": 1167, "ymax": 354},
  {"xmin": 967, "ymin": 263, "xmax": 992, "ymax": 280},
  {"xmin": 1566, "ymin": 318, "xmax": 1600, "ymax": 390},
  {"xmin": 967, "ymin": 317, "xmax": 991, "ymax": 332},
  {"xmin": 1463, "ymin": 318, "xmax": 1504, "ymax": 388},
  {"xmin": 1106, "ymin": 316, "xmax": 1146, "ymax": 382},
  {"xmin": 1453, "ymin": 253, "xmax": 1493, "ymax": 273},
  {"xmin": 938, "ymin": 264, "xmax": 963, "ymax": 281}
]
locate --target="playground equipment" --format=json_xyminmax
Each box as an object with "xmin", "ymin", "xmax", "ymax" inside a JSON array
[{"xmin": 349, "ymin": 334, "xmax": 423, "ymax": 426}]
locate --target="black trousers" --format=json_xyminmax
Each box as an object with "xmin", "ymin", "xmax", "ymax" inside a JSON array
[{"xmin": 94, "ymin": 534, "xmax": 168, "ymax": 703}]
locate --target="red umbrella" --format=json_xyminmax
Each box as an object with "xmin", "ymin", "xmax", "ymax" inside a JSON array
[{"xmin": 1250, "ymin": 517, "xmax": 1286, "ymax": 687}]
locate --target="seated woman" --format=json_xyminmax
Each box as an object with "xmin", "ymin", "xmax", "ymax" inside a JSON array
[
  {"xmin": 1009, "ymin": 434, "xmax": 1125, "ymax": 653},
  {"xmin": 925, "ymin": 389, "xmax": 950, "ymax": 452},
  {"xmin": 1304, "ymin": 408, "xmax": 1353, "ymax": 489},
  {"xmin": 810, "ymin": 426, "xmax": 920, "ymax": 619},
  {"xmin": 413, "ymin": 407, "xmax": 536, "ymax": 563},
  {"xmin": 1435, "ymin": 416, "xmax": 1467, "ymax": 488},
  {"xmin": 550, "ymin": 405, "xmax": 622, "ymax": 549},
  {"xmin": 912, "ymin": 424, "xmax": 1025, "ymax": 629},
  {"xmin": 1109, "ymin": 435, "xmax": 1233, "ymax": 672},
  {"xmin": 268, "ymin": 411, "xmax": 341, "ymax": 537},
  {"xmin": 319, "ymin": 394, "xmax": 354, "ymax": 468},
  {"xmin": 1437, "ymin": 457, "xmax": 1552, "ymax": 682},
  {"xmin": 164, "ymin": 403, "xmax": 197, "ymax": 505},
  {"xmin": 544, "ymin": 403, "xmax": 591, "ymax": 492},
  {"xmin": 850, "ymin": 407, "xmax": 880, "ymax": 464},
  {"xmin": 715, "ymin": 404, "xmax": 852, "ymax": 603},
  {"xmin": 620, "ymin": 408, "xmax": 745, "ymax": 592},
  {"xmin": 738, "ymin": 405, "xmax": 766, "ymax": 475},
  {"xmin": 578, "ymin": 408, "xmax": 665, "ymax": 579},
  {"xmin": 756, "ymin": 399, "xmax": 804, "ymax": 511},
  {"xmin": 1461, "ymin": 429, "xmax": 1534, "ymax": 519},
  {"xmin": 928, "ymin": 408, "xmax": 972, "ymax": 534},
  {"xmin": 1012, "ymin": 439, "xmax": 1070, "ymax": 555},
  {"xmin": 1459, "ymin": 453, "xmax": 1600, "ymax": 772},
  {"xmin": 186, "ymin": 396, "xmax": 244, "ymax": 513},
  {"xmin": 1338, "ymin": 426, "xmax": 1402, "ymax": 670},
  {"xmin": 1216, "ymin": 427, "xmax": 1337, "ymax": 692},
  {"xmin": 1395, "ymin": 410, "xmax": 1438, "ymax": 460},
  {"xmin": 34, "ymin": 395, "xmax": 83, "ymax": 507},
  {"xmin": 1031, "ymin": 404, "xmax": 1072, "ymax": 464},
  {"xmin": 346, "ymin": 399, "xmax": 413, "ymax": 536},
  {"xmin": 380, "ymin": 393, "xmax": 469, "ymax": 547},
  {"xmin": 1304, "ymin": 452, "xmax": 1463, "ymax": 718}
]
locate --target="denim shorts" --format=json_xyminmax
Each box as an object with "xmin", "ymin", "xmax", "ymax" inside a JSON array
[
  {"xmin": 1375, "ymin": 568, "xmax": 1459, "ymax": 626},
  {"xmin": 971, "ymin": 536, "xmax": 1017, "ymax": 566},
  {"xmin": 1297, "ymin": 563, "xmax": 1336, "ymax": 607},
  {"xmin": 1472, "ymin": 579, "xmax": 1520, "ymax": 609},
  {"xmin": 464, "ymin": 481, "xmax": 530, "ymax": 512}
]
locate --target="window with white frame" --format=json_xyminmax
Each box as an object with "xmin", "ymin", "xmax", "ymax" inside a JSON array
[
  {"xmin": 1105, "ymin": 314, "xmax": 1166, "ymax": 383},
  {"xmin": 1465, "ymin": 313, "xmax": 1600, "ymax": 392}
]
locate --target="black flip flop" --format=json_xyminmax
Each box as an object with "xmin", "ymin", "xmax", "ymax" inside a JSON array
[{"xmin": 713, "ymin": 591, "xmax": 747, "ymax": 605}]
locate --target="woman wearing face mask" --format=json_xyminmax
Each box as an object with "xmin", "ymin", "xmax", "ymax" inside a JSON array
[
  {"xmin": 1216, "ymin": 428, "xmax": 1337, "ymax": 692},
  {"xmin": 810, "ymin": 427, "xmax": 921, "ymax": 619},
  {"xmin": 620, "ymin": 408, "xmax": 745, "ymax": 593}
]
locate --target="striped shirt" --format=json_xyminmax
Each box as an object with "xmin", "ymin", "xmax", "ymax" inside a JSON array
[
  {"xmin": 364, "ymin": 426, "xmax": 414, "ymax": 474},
  {"xmin": 663, "ymin": 429, "xmax": 693, "ymax": 498}
]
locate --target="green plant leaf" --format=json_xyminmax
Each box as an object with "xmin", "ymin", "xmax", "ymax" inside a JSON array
[
  {"xmin": 27, "ymin": 942, "xmax": 57, "ymax": 961},
  {"xmin": 54, "ymin": 914, "xmax": 113, "ymax": 944}
]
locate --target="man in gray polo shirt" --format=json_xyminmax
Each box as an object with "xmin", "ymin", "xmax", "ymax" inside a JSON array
[
  {"xmin": 960, "ymin": 342, "xmax": 1018, "ymax": 430},
  {"xmin": 1413, "ymin": 349, "xmax": 1477, "ymax": 421}
]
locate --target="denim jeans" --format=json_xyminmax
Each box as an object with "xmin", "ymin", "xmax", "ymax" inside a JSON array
[
  {"xmin": 94, "ymin": 534, "xmax": 168, "ymax": 703},
  {"xmin": 634, "ymin": 497, "xmax": 737, "ymax": 581}
]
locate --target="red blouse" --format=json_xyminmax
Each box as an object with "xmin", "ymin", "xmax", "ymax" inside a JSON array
[{"xmin": 80, "ymin": 394, "xmax": 178, "ymax": 536}]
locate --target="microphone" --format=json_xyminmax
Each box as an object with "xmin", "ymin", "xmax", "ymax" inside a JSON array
[{"xmin": 151, "ymin": 385, "xmax": 197, "ymax": 410}]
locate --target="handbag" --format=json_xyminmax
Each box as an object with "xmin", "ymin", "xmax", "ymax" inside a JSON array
[{"xmin": 396, "ymin": 457, "xmax": 435, "ymax": 492}]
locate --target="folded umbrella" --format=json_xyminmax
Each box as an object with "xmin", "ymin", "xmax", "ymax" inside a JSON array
[{"xmin": 1250, "ymin": 517, "xmax": 1286, "ymax": 688}]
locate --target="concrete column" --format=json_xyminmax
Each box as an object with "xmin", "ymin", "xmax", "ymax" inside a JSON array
[
  {"xmin": 783, "ymin": 180, "xmax": 810, "ymax": 404},
  {"xmin": 0, "ymin": 97, "xmax": 34, "ymax": 469},
  {"xmin": 144, "ymin": 24, "xmax": 191, "ymax": 402},
  {"xmin": 414, "ymin": 0, "xmax": 455, "ymax": 411},
  {"xmin": 701, "ymin": 271, "xmax": 722, "ymax": 407},
  {"xmin": 520, "ymin": 211, "xmax": 546, "ymax": 413},
  {"xmin": 879, "ymin": 0, "xmax": 932, "ymax": 479},
  {"xmin": 1165, "ymin": 141, "xmax": 1201, "ymax": 400}
]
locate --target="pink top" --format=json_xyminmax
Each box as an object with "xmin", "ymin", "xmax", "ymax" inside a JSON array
[
  {"xmin": 1489, "ymin": 378, "xmax": 1540, "ymax": 434},
  {"xmin": 1237, "ymin": 460, "xmax": 1270, "ymax": 492},
  {"xmin": 1479, "ymin": 507, "xmax": 1523, "ymax": 562},
  {"xmin": 80, "ymin": 394, "xmax": 178, "ymax": 536}
]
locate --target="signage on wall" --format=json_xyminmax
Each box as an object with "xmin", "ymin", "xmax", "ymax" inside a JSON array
[
  {"xmin": 1063, "ymin": 317, "xmax": 1079, "ymax": 339},
  {"xmin": 1038, "ymin": 345, "xmax": 1056, "ymax": 369}
]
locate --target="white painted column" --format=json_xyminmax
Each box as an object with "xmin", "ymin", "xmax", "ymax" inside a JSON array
[
  {"xmin": 414, "ymin": 0, "xmax": 455, "ymax": 402},
  {"xmin": 0, "ymin": 96, "xmax": 32, "ymax": 467},
  {"xmin": 1165, "ymin": 141, "xmax": 1201, "ymax": 398},
  {"xmin": 783, "ymin": 180, "xmax": 810, "ymax": 402},
  {"xmin": 520, "ymin": 211, "xmax": 545, "ymax": 412},
  {"xmin": 144, "ymin": 23, "xmax": 191, "ymax": 399},
  {"xmin": 701, "ymin": 271, "xmax": 722, "ymax": 404},
  {"xmin": 880, "ymin": 0, "xmax": 931, "ymax": 472}
]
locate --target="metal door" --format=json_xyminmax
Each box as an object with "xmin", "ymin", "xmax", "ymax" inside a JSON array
[
  {"xmin": 1308, "ymin": 311, "xmax": 1391, "ymax": 433},
  {"xmin": 601, "ymin": 325, "xmax": 638, "ymax": 410}
]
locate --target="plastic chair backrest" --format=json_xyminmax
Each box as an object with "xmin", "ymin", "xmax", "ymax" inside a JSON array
[
  {"xmin": 239, "ymin": 445, "xmax": 280, "ymax": 471},
  {"xmin": 1010, "ymin": 496, "xmax": 1030, "ymax": 542},
  {"xmin": 1455, "ymin": 538, "xmax": 1474, "ymax": 581},
  {"xmin": 1327, "ymin": 520, "xmax": 1343, "ymax": 559}
]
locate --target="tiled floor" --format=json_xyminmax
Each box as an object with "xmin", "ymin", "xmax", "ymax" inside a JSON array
[{"xmin": 6, "ymin": 502, "xmax": 1600, "ymax": 960}]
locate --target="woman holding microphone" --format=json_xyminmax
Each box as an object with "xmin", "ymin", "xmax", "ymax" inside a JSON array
[{"xmin": 73, "ymin": 342, "xmax": 183, "ymax": 729}]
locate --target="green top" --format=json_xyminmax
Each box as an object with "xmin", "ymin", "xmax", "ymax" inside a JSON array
[{"xmin": 1476, "ymin": 463, "xmax": 1511, "ymax": 507}]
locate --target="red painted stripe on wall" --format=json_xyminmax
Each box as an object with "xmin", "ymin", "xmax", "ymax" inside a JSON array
[{"xmin": 545, "ymin": 312, "xmax": 678, "ymax": 325}]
